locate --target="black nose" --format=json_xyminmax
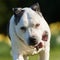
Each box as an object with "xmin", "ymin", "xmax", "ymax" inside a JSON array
[{"xmin": 29, "ymin": 37, "xmax": 37, "ymax": 46}]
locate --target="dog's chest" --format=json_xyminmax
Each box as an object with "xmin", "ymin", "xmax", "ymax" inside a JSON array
[{"xmin": 12, "ymin": 40, "xmax": 35, "ymax": 55}]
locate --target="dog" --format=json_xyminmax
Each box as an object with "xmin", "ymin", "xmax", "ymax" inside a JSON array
[{"xmin": 9, "ymin": 3, "xmax": 51, "ymax": 60}]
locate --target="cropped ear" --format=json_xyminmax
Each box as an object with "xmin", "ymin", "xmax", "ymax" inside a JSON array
[
  {"xmin": 30, "ymin": 3, "xmax": 40, "ymax": 12},
  {"xmin": 12, "ymin": 8, "xmax": 22, "ymax": 15},
  {"xmin": 12, "ymin": 8, "xmax": 24, "ymax": 25}
]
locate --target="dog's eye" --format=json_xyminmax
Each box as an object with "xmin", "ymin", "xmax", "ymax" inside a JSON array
[
  {"xmin": 35, "ymin": 24, "xmax": 40, "ymax": 28},
  {"xmin": 20, "ymin": 27, "xmax": 26, "ymax": 32}
]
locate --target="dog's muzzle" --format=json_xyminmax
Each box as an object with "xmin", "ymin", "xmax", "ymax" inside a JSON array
[
  {"xmin": 28, "ymin": 37, "xmax": 43, "ymax": 51},
  {"xmin": 29, "ymin": 37, "xmax": 38, "ymax": 46}
]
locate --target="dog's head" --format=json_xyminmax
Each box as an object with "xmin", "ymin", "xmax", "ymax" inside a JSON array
[{"xmin": 12, "ymin": 3, "xmax": 50, "ymax": 51}]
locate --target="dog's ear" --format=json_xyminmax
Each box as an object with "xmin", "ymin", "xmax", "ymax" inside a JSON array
[
  {"xmin": 12, "ymin": 8, "xmax": 22, "ymax": 16},
  {"xmin": 31, "ymin": 3, "xmax": 40, "ymax": 12},
  {"xmin": 12, "ymin": 8, "xmax": 25, "ymax": 25}
]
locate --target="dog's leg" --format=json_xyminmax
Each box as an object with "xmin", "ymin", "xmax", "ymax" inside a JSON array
[
  {"xmin": 12, "ymin": 51, "xmax": 24, "ymax": 60},
  {"xmin": 12, "ymin": 51, "xmax": 29, "ymax": 60},
  {"xmin": 24, "ymin": 56, "xmax": 29, "ymax": 60},
  {"xmin": 39, "ymin": 42, "xmax": 50, "ymax": 60}
]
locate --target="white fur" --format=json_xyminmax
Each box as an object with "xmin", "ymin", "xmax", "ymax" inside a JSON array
[{"xmin": 9, "ymin": 8, "xmax": 51, "ymax": 60}]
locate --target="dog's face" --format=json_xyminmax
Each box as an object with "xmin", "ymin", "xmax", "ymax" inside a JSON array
[{"xmin": 13, "ymin": 3, "xmax": 49, "ymax": 51}]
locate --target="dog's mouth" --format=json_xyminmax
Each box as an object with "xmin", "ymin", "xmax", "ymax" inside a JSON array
[
  {"xmin": 29, "ymin": 37, "xmax": 43, "ymax": 51},
  {"xmin": 34, "ymin": 42, "xmax": 43, "ymax": 51},
  {"xmin": 33, "ymin": 31, "xmax": 48, "ymax": 51}
]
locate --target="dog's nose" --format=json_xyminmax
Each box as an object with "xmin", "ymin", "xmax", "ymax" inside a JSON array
[{"xmin": 29, "ymin": 37, "xmax": 37, "ymax": 46}]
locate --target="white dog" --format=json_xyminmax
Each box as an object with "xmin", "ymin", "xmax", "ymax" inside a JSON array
[{"xmin": 9, "ymin": 3, "xmax": 51, "ymax": 60}]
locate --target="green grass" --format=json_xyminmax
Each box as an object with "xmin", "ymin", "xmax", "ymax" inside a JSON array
[
  {"xmin": 0, "ymin": 42, "xmax": 12, "ymax": 60},
  {"xmin": 0, "ymin": 42, "xmax": 60, "ymax": 60},
  {"xmin": 50, "ymin": 47, "xmax": 60, "ymax": 60}
]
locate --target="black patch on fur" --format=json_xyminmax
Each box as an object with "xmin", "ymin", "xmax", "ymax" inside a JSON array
[
  {"xmin": 14, "ymin": 10, "xmax": 24, "ymax": 25},
  {"xmin": 31, "ymin": 3, "xmax": 40, "ymax": 12}
]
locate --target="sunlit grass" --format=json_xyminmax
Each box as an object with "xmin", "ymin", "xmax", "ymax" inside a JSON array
[
  {"xmin": 0, "ymin": 42, "xmax": 60, "ymax": 60},
  {"xmin": 0, "ymin": 42, "xmax": 12, "ymax": 60},
  {"xmin": 50, "ymin": 47, "xmax": 60, "ymax": 60}
]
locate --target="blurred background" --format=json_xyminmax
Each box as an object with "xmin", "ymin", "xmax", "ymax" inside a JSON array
[{"xmin": 0, "ymin": 0, "xmax": 60, "ymax": 60}]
